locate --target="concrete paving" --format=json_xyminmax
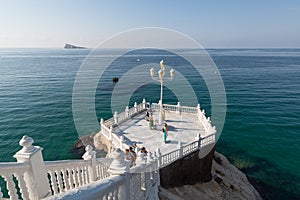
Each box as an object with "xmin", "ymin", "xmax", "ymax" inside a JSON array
[{"xmin": 112, "ymin": 109, "xmax": 206, "ymax": 154}]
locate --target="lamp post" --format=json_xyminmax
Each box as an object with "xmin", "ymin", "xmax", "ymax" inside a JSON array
[{"xmin": 150, "ymin": 60, "xmax": 174, "ymax": 124}]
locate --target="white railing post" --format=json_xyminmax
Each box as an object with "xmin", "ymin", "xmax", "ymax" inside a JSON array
[
  {"xmin": 100, "ymin": 118, "xmax": 104, "ymax": 130},
  {"xmin": 197, "ymin": 103, "xmax": 200, "ymax": 110},
  {"xmin": 82, "ymin": 145, "xmax": 97, "ymax": 182},
  {"xmin": 108, "ymin": 149, "xmax": 130, "ymax": 200},
  {"xmin": 119, "ymin": 135, "xmax": 125, "ymax": 149},
  {"xmin": 114, "ymin": 111, "xmax": 118, "ymax": 124},
  {"xmin": 156, "ymin": 148, "xmax": 162, "ymax": 168},
  {"xmin": 14, "ymin": 135, "xmax": 51, "ymax": 199},
  {"xmin": 136, "ymin": 151, "xmax": 147, "ymax": 166},
  {"xmin": 125, "ymin": 106, "xmax": 129, "ymax": 118},
  {"xmin": 134, "ymin": 102, "xmax": 138, "ymax": 113},
  {"xmin": 108, "ymin": 149, "xmax": 130, "ymax": 175},
  {"xmin": 195, "ymin": 133, "xmax": 201, "ymax": 148},
  {"xmin": 177, "ymin": 102, "xmax": 181, "ymax": 114},
  {"xmin": 147, "ymin": 152, "xmax": 154, "ymax": 180},
  {"xmin": 142, "ymin": 98, "xmax": 146, "ymax": 109},
  {"xmin": 109, "ymin": 125, "xmax": 113, "ymax": 141},
  {"xmin": 177, "ymin": 141, "xmax": 183, "ymax": 158}
]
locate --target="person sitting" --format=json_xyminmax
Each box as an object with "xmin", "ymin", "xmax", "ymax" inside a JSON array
[
  {"xmin": 129, "ymin": 146, "xmax": 137, "ymax": 159},
  {"xmin": 145, "ymin": 111, "xmax": 150, "ymax": 121},
  {"xmin": 141, "ymin": 147, "xmax": 148, "ymax": 156},
  {"xmin": 133, "ymin": 143, "xmax": 140, "ymax": 153},
  {"xmin": 125, "ymin": 149, "xmax": 135, "ymax": 167}
]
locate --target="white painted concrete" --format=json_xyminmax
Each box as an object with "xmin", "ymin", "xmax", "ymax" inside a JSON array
[{"xmin": 113, "ymin": 109, "xmax": 206, "ymax": 154}]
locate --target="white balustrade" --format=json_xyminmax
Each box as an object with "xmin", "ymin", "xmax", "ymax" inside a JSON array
[
  {"xmin": 183, "ymin": 140, "xmax": 199, "ymax": 155},
  {"xmin": 95, "ymin": 158, "xmax": 113, "ymax": 180},
  {"xmin": 0, "ymin": 100, "xmax": 216, "ymax": 200},
  {"xmin": 200, "ymin": 133, "xmax": 216, "ymax": 147},
  {"xmin": 103, "ymin": 117, "xmax": 114, "ymax": 128},
  {"xmin": 0, "ymin": 162, "xmax": 30, "ymax": 200},
  {"xmin": 100, "ymin": 123, "xmax": 110, "ymax": 139},
  {"xmin": 160, "ymin": 149, "xmax": 180, "ymax": 167},
  {"xmin": 45, "ymin": 160, "xmax": 90, "ymax": 194},
  {"xmin": 180, "ymin": 105, "xmax": 198, "ymax": 113},
  {"xmin": 162, "ymin": 104, "xmax": 178, "ymax": 112},
  {"xmin": 151, "ymin": 103, "xmax": 160, "ymax": 110}
]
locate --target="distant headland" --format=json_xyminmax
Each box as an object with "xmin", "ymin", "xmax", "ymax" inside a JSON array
[{"xmin": 64, "ymin": 43, "xmax": 86, "ymax": 49}]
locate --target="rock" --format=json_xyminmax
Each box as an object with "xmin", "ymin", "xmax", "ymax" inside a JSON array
[
  {"xmin": 72, "ymin": 134, "xmax": 107, "ymax": 158},
  {"xmin": 64, "ymin": 44, "xmax": 86, "ymax": 49},
  {"xmin": 214, "ymin": 174, "xmax": 223, "ymax": 184},
  {"xmin": 93, "ymin": 133, "xmax": 109, "ymax": 152}
]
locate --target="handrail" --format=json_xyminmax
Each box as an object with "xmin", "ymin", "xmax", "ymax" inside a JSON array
[
  {"xmin": 44, "ymin": 159, "xmax": 88, "ymax": 167},
  {"xmin": 0, "ymin": 162, "xmax": 30, "ymax": 172}
]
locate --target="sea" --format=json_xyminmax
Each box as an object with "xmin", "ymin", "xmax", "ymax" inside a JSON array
[{"xmin": 0, "ymin": 48, "xmax": 299, "ymax": 200}]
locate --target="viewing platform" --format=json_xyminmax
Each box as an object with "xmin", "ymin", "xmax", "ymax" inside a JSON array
[
  {"xmin": 100, "ymin": 100, "xmax": 216, "ymax": 158},
  {"xmin": 0, "ymin": 100, "xmax": 216, "ymax": 200}
]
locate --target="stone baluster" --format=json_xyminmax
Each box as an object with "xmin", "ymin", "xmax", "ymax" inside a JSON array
[
  {"xmin": 48, "ymin": 170, "xmax": 59, "ymax": 194},
  {"xmin": 156, "ymin": 148, "xmax": 162, "ymax": 168},
  {"xmin": 177, "ymin": 141, "xmax": 183, "ymax": 158},
  {"xmin": 60, "ymin": 169, "xmax": 70, "ymax": 190},
  {"xmin": 114, "ymin": 111, "xmax": 118, "ymax": 124},
  {"xmin": 55, "ymin": 168, "xmax": 64, "ymax": 192},
  {"xmin": 207, "ymin": 117, "xmax": 211, "ymax": 123},
  {"xmin": 119, "ymin": 135, "xmax": 124, "ymax": 149},
  {"xmin": 212, "ymin": 126, "xmax": 217, "ymax": 135},
  {"xmin": 125, "ymin": 106, "xmax": 129, "ymax": 118},
  {"xmin": 147, "ymin": 152, "xmax": 154, "ymax": 180},
  {"xmin": 100, "ymin": 118, "xmax": 104, "ymax": 129},
  {"xmin": 82, "ymin": 145, "xmax": 97, "ymax": 183},
  {"xmin": 201, "ymin": 109, "xmax": 206, "ymax": 125},
  {"xmin": 152, "ymin": 152, "xmax": 157, "ymax": 172},
  {"xmin": 109, "ymin": 125, "xmax": 113, "ymax": 141},
  {"xmin": 142, "ymin": 98, "xmax": 146, "ymax": 109},
  {"xmin": 2, "ymin": 173, "xmax": 18, "ymax": 200},
  {"xmin": 14, "ymin": 171, "xmax": 30, "ymax": 200},
  {"xmin": 134, "ymin": 102, "xmax": 138, "ymax": 113},
  {"xmin": 177, "ymin": 102, "xmax": 181, "ymax": 114},
  {"xmin": 14, "ymin": 135, "xmax": 51, "ymax": 199}
]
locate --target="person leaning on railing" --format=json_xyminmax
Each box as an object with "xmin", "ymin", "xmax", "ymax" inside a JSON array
[{"xmin": 125, "ymin": 149, "xmax": 136, "ymax": 167}]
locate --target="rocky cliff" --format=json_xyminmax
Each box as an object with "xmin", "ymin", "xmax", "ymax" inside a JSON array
[{"xmin": 159, "ymin": 152, "xmax": 262, "ymax": 200}]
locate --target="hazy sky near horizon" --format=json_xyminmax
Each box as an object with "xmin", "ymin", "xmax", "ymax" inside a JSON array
[{"xmin": 0, "ymin": 0, "xmax": 300, "ymax": 48}]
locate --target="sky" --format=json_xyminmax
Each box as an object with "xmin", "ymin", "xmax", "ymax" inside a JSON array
[{"xmin": 0, "ymin": 0, "xmax": 300, "ymax": 48}]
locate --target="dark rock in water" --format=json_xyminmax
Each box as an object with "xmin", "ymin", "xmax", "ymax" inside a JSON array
[
  {"xmin": 64, "ymin": 43, "xmax": 86, "ymax": 49},
  {"xmin": 71, "ymin": 135, "xmax": 93, "ymax": 156},
  {"xmin": 112, "ymin": 77, "xmax": 119, "ymax": 83},
  {"xmin": 72, "ymin": 134, "xmax": 107, "ymax": 158}
]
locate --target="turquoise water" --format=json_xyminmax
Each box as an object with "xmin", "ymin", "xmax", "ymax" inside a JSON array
[{"xmin": 0, "ymin": 48, "xmax": 299, "ymax": 199}]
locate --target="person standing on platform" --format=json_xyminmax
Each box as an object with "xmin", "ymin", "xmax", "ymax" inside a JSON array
[
  {"xmin": 149, "ymin": 114, "xmax": 154, "ymax": 129},
  {"xmin": 162, "ymin": 124, "xmax": 168, "ymax": 143}
]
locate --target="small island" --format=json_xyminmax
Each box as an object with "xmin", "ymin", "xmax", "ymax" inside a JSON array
[{"xmin": 64, "ymin": 43, "xmax": 86, "ymax": 49}]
